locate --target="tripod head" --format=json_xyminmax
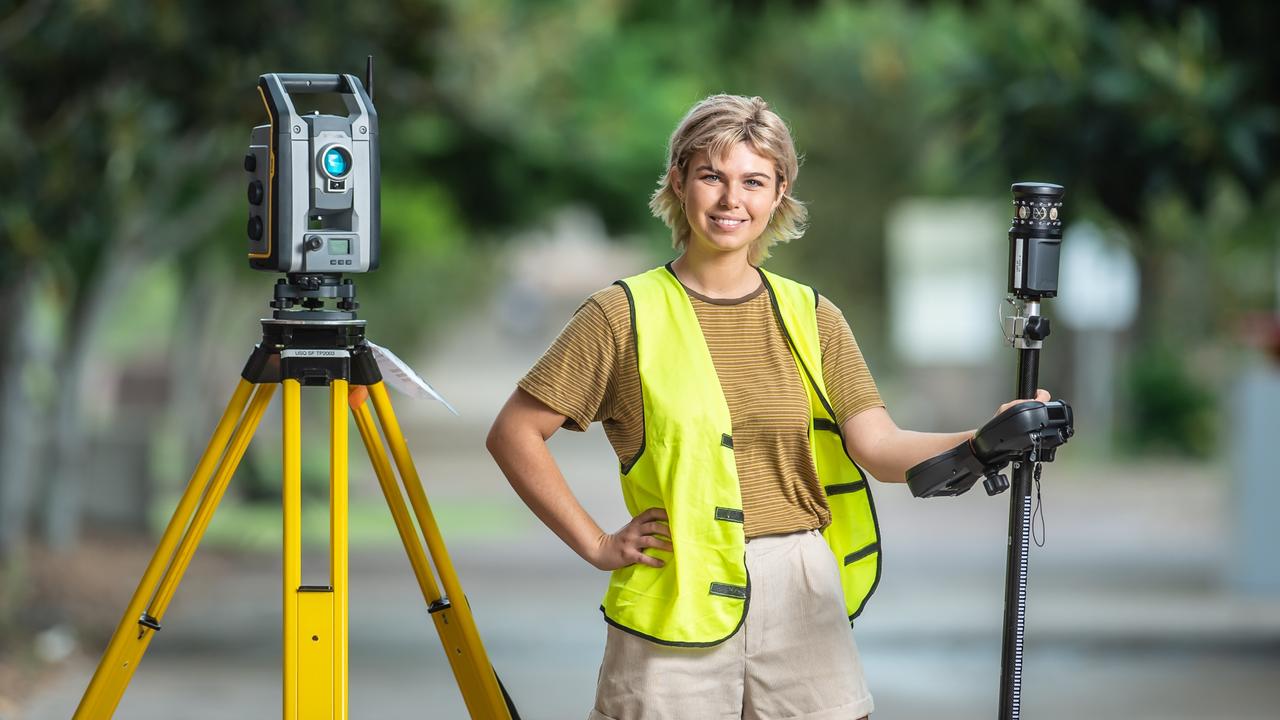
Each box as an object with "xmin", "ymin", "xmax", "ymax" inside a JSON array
[{"xmin": 268, "ymin": 273, "xmax": 360, "ymax": 320}]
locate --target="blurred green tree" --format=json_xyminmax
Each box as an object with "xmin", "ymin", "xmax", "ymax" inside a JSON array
[{"xmin": 943, "ymin": 0, "xmax": 1279, "ymax": 452}]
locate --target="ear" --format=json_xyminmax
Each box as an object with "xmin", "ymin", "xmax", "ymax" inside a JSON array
[
  {"xmin": 772, "ymin": 178, "xmax": 787, "ymax": 212},
  {"xmin": 669, "ymin": 164, "xmax": 685, "ymax": 201}
]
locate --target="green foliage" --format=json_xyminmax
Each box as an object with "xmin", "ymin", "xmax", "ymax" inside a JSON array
[
  {"xmin": 358, "ymin": 179, "xmax": 483, "ymax": 347},
  {"xmin": 2, "ymin": 0, "xmax": 1278, "ymax": 475},
  {"xmin": 948, "ymin": 0, "xmax": 1280, "ymax": 231},
  {"xmin": 1124, "ymin": 343, "xmax": 1217, "ymax": 458}
]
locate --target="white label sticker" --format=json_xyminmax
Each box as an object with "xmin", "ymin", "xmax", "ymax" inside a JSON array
[
  {"xmin": 1013, "ymin": 237, "xmax": 1025, "ymax": 289},
  {"xmin": 281, "ymin": 349, "xmax": 350, "ymax": 358},
  {"xmin": 365, "ymin": 340, "xmax": 458, "ymax": 415}
]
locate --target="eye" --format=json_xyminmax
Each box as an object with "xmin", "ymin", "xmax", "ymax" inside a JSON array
[
  {"xmin": 700, "ymin": 173, "xmax": 720, "ymax": 183},
  {"xmin": 746, "ymin": 178, "xmax": 765, "ymax": 188}
]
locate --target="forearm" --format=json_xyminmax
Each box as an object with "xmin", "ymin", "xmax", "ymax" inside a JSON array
[
  {"xmin": 486, "ymin": 421, "xmax": 605, "ymax": 564},
  {"xmin": 860, "ymin": 427, "xmax": 975, "ymax": 484}
]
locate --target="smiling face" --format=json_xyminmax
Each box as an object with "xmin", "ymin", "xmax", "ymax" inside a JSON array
[{"xmin": 671, "ymin": 141, "xmax": 785, "ymax": 262}]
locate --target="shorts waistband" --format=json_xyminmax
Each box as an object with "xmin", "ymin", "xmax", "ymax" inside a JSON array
[{"xmin": 744, "ymin": 528, "xmax": 820, "ymax": 552}]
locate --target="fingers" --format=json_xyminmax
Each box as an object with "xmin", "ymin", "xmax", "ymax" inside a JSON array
[
  {"xmin": 997, "ymin": 390, "xmax": 1053, "ymax": 416},
  {"xmin": 641, "ymin": 521, "xmax": 672, "ymax": 537},
  {"xmin": 623, "ymin": 508, "xmax": 673, "ymax": 568},
  {"xmin": 596, "ymin": 530, "xmax": 667, "ymax": 570},
  {"xmin": 637, "ymin": 507, "xmax": 669, "ymax": 523},
  {"xmin": 637, "ymin": 534, "xmax": 675, "ymax": 552},
  {"xmin": 646, "ymin": 536, "xmax": 675, "ymax": 553},
  {"xmin": 634, "ymin": 551, "xmax": 665, "ymax": 568}
]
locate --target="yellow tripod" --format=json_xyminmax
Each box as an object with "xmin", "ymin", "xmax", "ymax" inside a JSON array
[{"xmin": 73, "ymin": 319, "xmax": 518, "ymax": 719}]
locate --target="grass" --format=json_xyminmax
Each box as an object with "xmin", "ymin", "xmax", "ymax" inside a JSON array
[{"xmin": 148, "ymin": 496, "xmax": 533, "ymax": 551}]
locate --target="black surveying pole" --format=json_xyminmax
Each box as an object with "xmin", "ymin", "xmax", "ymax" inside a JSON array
[{"xmin": 998, "ymin": 182, "xmax": 1065, "ymax": 720}]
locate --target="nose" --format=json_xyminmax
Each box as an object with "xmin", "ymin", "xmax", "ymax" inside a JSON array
[{"xmin": 719, "ymin": 182, "xmax": 742, "ymax": 209}]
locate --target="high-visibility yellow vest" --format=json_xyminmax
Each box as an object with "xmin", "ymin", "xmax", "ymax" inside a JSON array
[{"xmin": 601, "ymin": 265, "xmax": 882, "ymax": 646}]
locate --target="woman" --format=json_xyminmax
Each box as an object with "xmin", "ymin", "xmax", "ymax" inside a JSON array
[{"xmin": 487, "ymin": 94, "xmax": 1047, "ymax": 720}]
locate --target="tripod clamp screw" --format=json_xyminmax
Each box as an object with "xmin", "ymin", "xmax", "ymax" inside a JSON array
[{"xmin": 136, "ymin": 613, "xmax": 162, "ymax": 639}]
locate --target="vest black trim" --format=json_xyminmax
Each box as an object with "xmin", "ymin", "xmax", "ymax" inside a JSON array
[
  {"xmin": 715, "ymin": 507, "xmax": 745, "ymax": 523},
  {"xmin": 598, "ymin": 562, "xmax": 752, "ymax": 648},
  {"xmin": 613, "ymin": 279, "xmax": 646, "ymax": 476},
  {"xmin": 721, "ymin": 433, "xmax": 734, "ymax": 449},
  {"xmin": 758, "ymin": 268, "xmax": 884, "ymax": 622},
  {"xmin": 825, "ymin": 481, "xmax": 868, "ymax": 496},
  {"xmin": 844, "ymin": 542, "xmax": 880, "ymax": 566},
  {"xmin": 814, "ymin": 417, "xmax": 841, "ymax": 433},
  {"xmin": 709, "ymin": 582, "xmax": 749, "ymax": 599}
]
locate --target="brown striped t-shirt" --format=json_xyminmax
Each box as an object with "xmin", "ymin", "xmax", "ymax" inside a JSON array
[{"xmin": 518, "ymin": 266, "xmax": 884, "ymax": 538}]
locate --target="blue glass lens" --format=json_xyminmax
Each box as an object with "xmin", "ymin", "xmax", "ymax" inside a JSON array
[{"xmin": 323, "ymin": 147, "xmax": 351, "ymax": 178}]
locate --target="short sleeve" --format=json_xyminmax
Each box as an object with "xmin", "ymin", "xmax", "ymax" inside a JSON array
[
  {"xmin": 817, "ymin": 294, "xmax": 884, "ymax": 424},
  {"xmin": 517, "ymin": 294, "xmax": 618, "ymax": 432}
]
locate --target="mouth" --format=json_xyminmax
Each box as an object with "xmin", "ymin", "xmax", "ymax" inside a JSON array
[{"xmin": 709, "ymin": 214, "xmax": 748, "ymax": 230}]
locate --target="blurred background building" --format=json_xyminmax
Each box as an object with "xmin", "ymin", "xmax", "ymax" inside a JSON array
[{"xmin": 1, "ymin": 0, "xmax": 1278, "ymax": 718}]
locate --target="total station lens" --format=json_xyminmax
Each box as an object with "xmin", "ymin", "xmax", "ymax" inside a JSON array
[{"xmin": 321, "ymin": 146, "xmax": 352, "ymax": 179}]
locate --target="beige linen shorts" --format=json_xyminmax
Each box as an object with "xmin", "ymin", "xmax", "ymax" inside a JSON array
[{"xmin": 588, "ymin": 529, "xmax": 874, "ymax": 720}]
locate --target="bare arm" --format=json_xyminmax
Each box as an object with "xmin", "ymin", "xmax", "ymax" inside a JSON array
[
  {"xmin": 486, "ymin": 388, "xmax": 671, "ymax": 570},
  {"xmin": 841, "ymin": 390, "xmax": 1051, "ymax": 484},
  {"xmin": 840, "ymin": 407, "xmax": 972, "ymax": 484}
]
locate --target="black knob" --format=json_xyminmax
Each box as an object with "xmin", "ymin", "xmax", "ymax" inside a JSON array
[
  {"xmin": 983, "ymin": 472, "xmax": 1010, "ymax": 496},
  {"xmin": 1025, "ymin": 316, "xmax": 1051, "ymax": 341},
  {"xmin": 305, "ymin": 236, "xmax": 324, "ymax": 251},
  {"xmin": 247, "ymin": 180, "xmax": 264, "ymax": 205},
  {"xmin": 244, "ymin": 153, "xmax": 257, "ymax": 172},
  {"xmin": 247, "ymin": 216, "xmax": 263, "ymax": 241}
]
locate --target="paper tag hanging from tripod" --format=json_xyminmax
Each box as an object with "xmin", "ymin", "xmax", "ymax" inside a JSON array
[{"xmin": 366, "ymin": 340, "xmax": 458, "ymax": 415}]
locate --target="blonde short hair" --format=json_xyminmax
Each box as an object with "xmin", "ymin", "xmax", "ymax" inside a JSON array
[{"xmin": 649, "ymin": 94, "xmax": 807, "ymax": 265}]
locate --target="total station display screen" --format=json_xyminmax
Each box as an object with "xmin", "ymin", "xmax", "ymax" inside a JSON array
[{"xmin": 329, "ymin": 238, "xmax": 350, "ymax": 255}]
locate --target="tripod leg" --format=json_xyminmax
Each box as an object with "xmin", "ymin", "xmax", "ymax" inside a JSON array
[
  {"xmin": 282, "ymin": 378, "xmax": 310, "ymax": 720},
  {"xmin": 361, "ymin": 382, "xmax": 513, "ymax": 719},
  {"xmin": 283, "ymin": 378, "xmax": 352, "ymax": 720},
  {"xmin": 350, "ymin": 394, "xmax": 490, "ymax": 712},
  {"xmin": 75, "ymin": 379, "xmax": 275, "ymax": 719},
  {"xmin": 330, "ymin": 378, "xmax": 350, "ymax": 718}
]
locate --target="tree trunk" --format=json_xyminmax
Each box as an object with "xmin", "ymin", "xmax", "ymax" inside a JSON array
[
  {"xmin": 0, "ymin": 270, "xmax": 42, "ymax": 560},
  {"xmin": 38, "ymin": 175, "xmax": 238, "ymax": 548},
  {"xmin": 39, "ymin": 260, "xmax": 120, "ymax": 549}
]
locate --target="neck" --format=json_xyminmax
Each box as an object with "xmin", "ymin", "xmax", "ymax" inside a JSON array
[{"xmin": 671, "ymin": 245, "xmax": 760, "ymax": 299}]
